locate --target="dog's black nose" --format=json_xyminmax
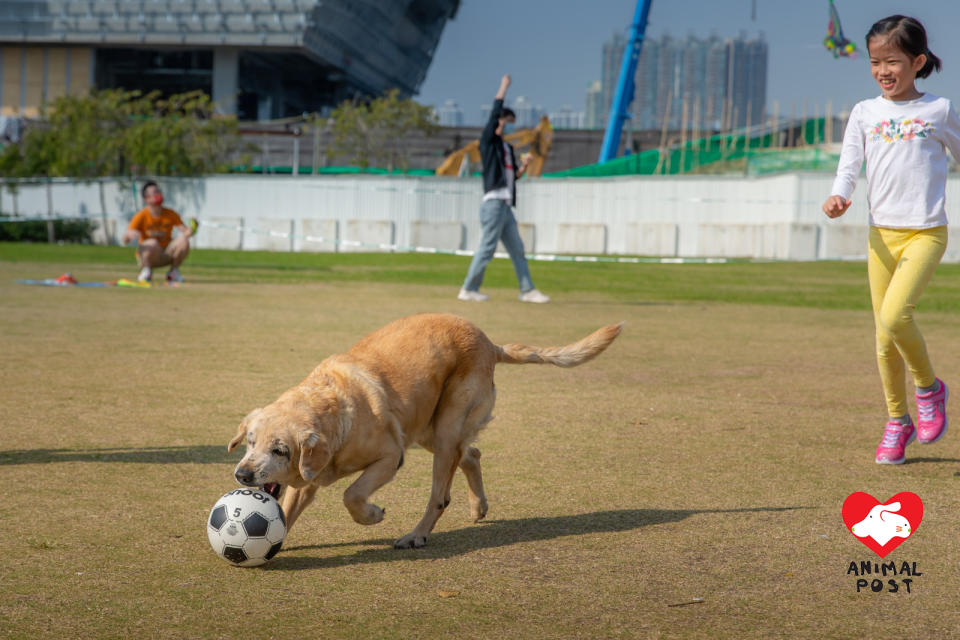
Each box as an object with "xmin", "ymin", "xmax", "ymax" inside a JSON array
[{"xmin": 235, "ymin": 468, "xmax": 255, "ymax": 485}]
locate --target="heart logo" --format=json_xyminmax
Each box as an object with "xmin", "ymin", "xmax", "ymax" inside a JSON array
[{"xmin": 842, "ymin": 492, "xmax": 923, "ymax": 558}]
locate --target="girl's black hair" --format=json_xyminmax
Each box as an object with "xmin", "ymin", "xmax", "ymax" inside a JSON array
[{"xmin": 866, "ymin": 15, "xmax": 942, "ymax": 79}]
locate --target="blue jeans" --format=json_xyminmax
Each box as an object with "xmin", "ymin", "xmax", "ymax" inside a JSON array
[{"xmin": 462, "ymin": 199, "xmax": 534, "ymax": 293}]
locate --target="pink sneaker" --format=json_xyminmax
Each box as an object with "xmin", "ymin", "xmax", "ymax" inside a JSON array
[
  {"xmin": 916, "ymin": 379, "xmax": 948, "ymax": 444},
  {"xmin": 875, "ymin": 419, "xmax": 915, "ymax": 465}
]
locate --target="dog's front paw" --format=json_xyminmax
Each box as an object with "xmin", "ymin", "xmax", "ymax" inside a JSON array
[
  {"xmin": 470, "ymin": 496, "xmax": 488, "ymax": 522},
  {"xmin": 393, "ymin": 533, "xmax": 427, "ymax": 549},
  {"xmin": 355, "ymin": 504, "xmax": 385, "ymax": 526}
]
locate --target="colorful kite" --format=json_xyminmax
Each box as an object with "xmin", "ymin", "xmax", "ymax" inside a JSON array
[{"xmin": 824, "ymin": 0, "xmax": 856, "ymax": 58}]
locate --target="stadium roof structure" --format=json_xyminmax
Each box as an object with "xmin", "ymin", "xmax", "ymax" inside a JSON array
[{"xmin": 0, "ymin": 0, "xmax": 459, "ymax": 119}]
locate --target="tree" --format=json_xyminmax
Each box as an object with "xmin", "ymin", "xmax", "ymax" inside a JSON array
[
  {"xmin": 0, "ymin": 89, "xmax": 251, "ymax": 242},
  {"xmin": 328, "ymin": 89, "xmax": 438, "ymax": 171},
  {"xmin": 0, "ymin": 89, "xmax": 248, "ymax": 179}
]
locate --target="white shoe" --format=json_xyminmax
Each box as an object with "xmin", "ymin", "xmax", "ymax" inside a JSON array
[
  {"xmin": 458, "ymin": 288, "xmax": 489, "ymax": 302},
  {"xmin": 137, "ymin": 267, "xmax": 153, "ymax": 283},
  {"xmin": 166, "ymin": 268, "xmax": 184, "ymax": 283},
  {"xmin": 519, "ymin": 289, "xmax": 550, "ymax": 304}
]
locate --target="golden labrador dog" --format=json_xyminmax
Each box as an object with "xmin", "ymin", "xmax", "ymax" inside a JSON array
[{"xmin": 228, "ymin": 313, "xmax": 621, "ymax": 549}]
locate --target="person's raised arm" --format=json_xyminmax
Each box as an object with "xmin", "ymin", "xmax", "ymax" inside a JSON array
[
  {"xmin": 482, "ymin": 74, "xmax": 511, "ymax": 143},
  {"xmin": 495, "ymin": 74, "xmax": 510, "ymax": 101}
]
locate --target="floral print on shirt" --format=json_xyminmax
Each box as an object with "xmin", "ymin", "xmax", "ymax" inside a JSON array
[{"xmin": 869, "ymin": 118, "xmax": 935, "ymax": 143}]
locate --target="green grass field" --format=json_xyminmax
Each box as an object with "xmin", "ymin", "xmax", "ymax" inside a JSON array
[{"xmin": 3, "ymin": 243, "xmax": 960, "ymax": 639}]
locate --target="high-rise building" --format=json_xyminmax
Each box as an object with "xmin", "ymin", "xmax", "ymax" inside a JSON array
[
  {"xmin": 601, "ymin": 30, "xmax": 767, "ymax": 132},
  {"xmin": 550, "ymin": 105, "xmax": 585, "ymax": 130},
  {"xmin": 705, "ymin": 35, "xmax": 729, "ymax": 129},
  {"xmin": 511, "ymin": 96, "xmax": 539, "ymax": 128},
  {"xmin": 585, "ymin": 80, "xmax": 603, "ymax": 129},
  {"xmin": 679, "ymin": 35, "xmax": 707, "ymax": 128},
  {"xmin": 633, "ymin": 36, "xmax": 661, "ymax": 130},
  {"xmin": 601, "ymin": 31, "xmax": 626, "ymax": 128},
  {"xmin": 479, "ymin": 98, "xmax": 543, "ymax": 129},
  {"xmin": 742, "ymin": 36, "xmax": 768, "ymax": 129},
  {"xmin": 654, "ymin": 35, "xmax": 679, "ymax": 130},
  {"xmin": 437, "ymin": 99, "xmax": 464, "ymax": 127}
]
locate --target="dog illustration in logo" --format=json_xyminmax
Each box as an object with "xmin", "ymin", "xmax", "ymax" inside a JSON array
[{"xmin": 851, "ymin": 501, "xmax": 912, "ymax": 546}]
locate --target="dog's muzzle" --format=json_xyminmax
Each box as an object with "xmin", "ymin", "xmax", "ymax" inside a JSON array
[
  {"xmin": 234, "ymin": 467, "xmax": 257, "ymax": 486},
  {"xmin": 234, "ymin": 467, "xmax": 282, "ymax": 499}
]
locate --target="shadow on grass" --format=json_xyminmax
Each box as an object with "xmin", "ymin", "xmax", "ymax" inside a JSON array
[
  {"xmin": 0, "ymin": 445, "xmax": 237, "ymax": 465},
  {"xmin": 269, "ymin": 505, "xmax": 809, "ymax": 570},
  {"xmin": 903, "ymin": 457, "xmax": 960, "ymax": 465}
]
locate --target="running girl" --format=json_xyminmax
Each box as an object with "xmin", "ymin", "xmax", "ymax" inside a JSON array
[{"xmin": 823, "ymin": 15, "xmax": 960, "ymax": 464}]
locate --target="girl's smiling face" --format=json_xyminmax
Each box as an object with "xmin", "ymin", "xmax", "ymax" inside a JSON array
[{"xmin": 868, "ymin": 35, "xmax": 927, "ymax": 101}]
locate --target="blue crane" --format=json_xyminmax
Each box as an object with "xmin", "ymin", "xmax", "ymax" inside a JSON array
[{"xmin": 598, "ymin": 0, "xmax": 653, "ymax": 163}]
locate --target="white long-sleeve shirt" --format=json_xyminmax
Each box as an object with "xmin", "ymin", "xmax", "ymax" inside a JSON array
[{"xmin": 831, "ymin": 93, "xmax": 960, "ymax": 228}]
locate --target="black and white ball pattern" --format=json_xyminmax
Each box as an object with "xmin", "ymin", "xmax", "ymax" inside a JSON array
[{"xmin": 207, "ymin": 488, "xmax": 286, "ymax": 567}]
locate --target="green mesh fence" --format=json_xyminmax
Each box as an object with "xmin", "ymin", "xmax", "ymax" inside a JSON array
[
  {"xmin": 227, "ymin": 119, "xmax": 838, "ymax": 178},
  {"xmin": 543, "ymin": 118, "xmax": 836, "ymax": 178},
  {"xmin": 744, "ymin": 148, "xmax": 841, "ymax": 175}
]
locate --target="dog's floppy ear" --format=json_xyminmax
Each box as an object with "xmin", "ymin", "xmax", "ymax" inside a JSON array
[
  {"xmin": 298, "ymin": 430, "xmax": 332, "ymax": 481},
  {"xmin": 228, "ymin": 408, "xmax": 261, "ymax": 452}
]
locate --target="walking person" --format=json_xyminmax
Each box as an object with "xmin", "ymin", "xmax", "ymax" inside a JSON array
[
  {"xmin": 459, "ymin": 74, "xmax": 550, "ymax": 303},
  {"xmin": 823, "ymin": 15, "xmax": 960, "ymax": 464}
]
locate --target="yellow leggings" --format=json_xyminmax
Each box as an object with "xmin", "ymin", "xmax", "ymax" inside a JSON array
[{"xmin": 868, "ymin": 225, "xmax": 947, "ymax": 418}]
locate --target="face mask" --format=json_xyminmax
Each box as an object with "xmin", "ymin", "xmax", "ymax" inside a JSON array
[{"xmin": 502, "ymin": 123, "xmax": 514, "ymax": 135}]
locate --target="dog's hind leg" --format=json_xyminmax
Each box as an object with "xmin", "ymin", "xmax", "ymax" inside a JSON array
[
  {"xmin": 459, "ymin": 446, "xmax": 488, "ymax": 522},
  {"xmin": 394, "ymin": 439, "xmax": 462, "ymax": 549},
  {"xmin": 343, "ymin": 450, "xmax": 402, "ymax": 525},
  {"xmin": 458, "ymin": 384, "xmax": 495, "ymax": 523},
  {"xmin": 281, "ymin": 484, "xmax": 319, "ymax": 533},
  {"xmin": 395, "ymin": 387, "xmax": 493, "ymax": 549}
]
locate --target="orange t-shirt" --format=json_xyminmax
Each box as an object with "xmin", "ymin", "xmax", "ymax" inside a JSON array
[{"xmin": 128, "ymin": 207, "xmax": 183, "ymax": 248}]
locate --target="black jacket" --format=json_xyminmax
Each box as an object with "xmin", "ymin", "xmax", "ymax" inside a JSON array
[{"xmin": 479, "ymin": 98, "xmax": 518, "ymax": 206}]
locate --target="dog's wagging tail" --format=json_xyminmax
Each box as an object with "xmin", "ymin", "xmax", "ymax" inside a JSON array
[{"xmin": 497, "ymin": 322, "xmax": 624, "ymax": 367}]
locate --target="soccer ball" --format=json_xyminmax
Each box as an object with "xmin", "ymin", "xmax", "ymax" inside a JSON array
[{"xmin": 207, "ymin": 488, "xmax": 286, "ymax": 567}]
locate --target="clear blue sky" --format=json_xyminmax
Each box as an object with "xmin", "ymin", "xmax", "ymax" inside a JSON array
[{"xmin": 416, "ymin": 0, "xmax": 960, "ymax": 125}]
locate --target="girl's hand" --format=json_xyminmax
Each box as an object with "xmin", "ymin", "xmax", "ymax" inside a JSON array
[{"xmin": 822, "ymin": 195, "xmax": 852, "ymax": 218}]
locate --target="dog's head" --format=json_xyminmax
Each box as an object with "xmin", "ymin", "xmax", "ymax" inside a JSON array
[{"xmin": 228, "ymin": 391, "xmax": 340, "ymax": 496}]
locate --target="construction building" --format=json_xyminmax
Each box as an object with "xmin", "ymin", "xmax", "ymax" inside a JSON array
[{"xmin": 601, "ymin": 31, "xmax": 768, "ymax": 131}]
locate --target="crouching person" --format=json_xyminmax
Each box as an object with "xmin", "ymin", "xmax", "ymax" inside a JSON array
[{"xmin": 122, "ymin": 180, "xmax": 197, "ymax": 283}]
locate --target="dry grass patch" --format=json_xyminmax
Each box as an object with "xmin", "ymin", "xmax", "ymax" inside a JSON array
[{"xmin": 2, "ymin": 259, "xmax": 960, "ymax": 639}]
